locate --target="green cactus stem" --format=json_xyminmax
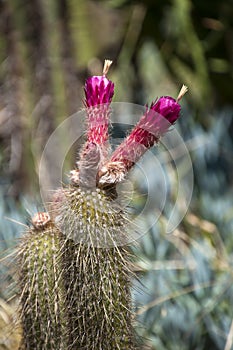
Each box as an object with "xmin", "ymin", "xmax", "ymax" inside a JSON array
[
  {"xmin": 54, "ymin": 182, "xmax": 137, "ymax": 349},
  {"xmin": 17, "ymin": 212, "xmax": 69, "ymax": 350}
]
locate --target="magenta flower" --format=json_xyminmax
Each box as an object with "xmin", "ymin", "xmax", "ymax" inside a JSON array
[
  {"xmin": 151, "ymin": 96, "xmax": 181, "ymax": 124},
  {"xmin": 83, "ymin": 60, "xmax": 114, "ymax": 146},
  {"xmin": 84, "ymin": 76, "xmax": 114, "ymax": 107},
  {"xmin": 78, "ymin": 60, "xmax": 114, "ymax": 187},
  {"xmin": 110, "ymin": 96, "xmax": 181, "ymax": 168},
  {"xmin": 98, "ymin": 87, "xmax": 188, "ymax": 186}
]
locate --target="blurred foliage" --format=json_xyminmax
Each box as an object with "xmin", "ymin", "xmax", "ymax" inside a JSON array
[
  {"xmin": 102, "ymin": 0, "xmax": 233, "ymax": 112},
  {"xmin": 0, "ymin": 0, "xmax": 233, "ymax": 349}
]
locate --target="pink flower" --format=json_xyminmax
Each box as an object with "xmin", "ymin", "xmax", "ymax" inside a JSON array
[
  {"xmin": 78, "ymin": 60, "xmax": 114, "ymax": 187},
  {"xmin": 111, "ymin": 96, "xmax": 181, "ymax": 168},
  {"xmin": 84, "ymin": 76, "xmax": 114, "ymax": 107},
  {"xmin": 151, "ymin": 96, "xmax": 181, "ymax": 124},
  {"xmin": 98, "ymin": 93, "xmax": 185, "ymax": 186},
  {"xmin": 83, "ymin": 60, "xmax": 114, "ymax": 146}
]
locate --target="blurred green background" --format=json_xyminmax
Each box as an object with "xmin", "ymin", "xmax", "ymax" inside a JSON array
[{"xmin": 0, "ymin": 0, "xmax": 233, "ymax": 349}]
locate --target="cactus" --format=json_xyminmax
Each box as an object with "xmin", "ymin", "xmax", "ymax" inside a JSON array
[
  {"xmin": 54, "ymin": 183, "xmax": 136, "ymax": 349},
  {"xmin": 16, "ymin": 60, "xmax": 187, "ymax": 349},
  {"xmin": 53, "ymin": 62, "xmax": 136, "ymax": 348},
  {"xmin": 61, "ymin": 236, "xmax": 135, "ymax": 349},
  {"xmin": 17, "ymin": 212, "xmax": 69, "ymax": 350}
]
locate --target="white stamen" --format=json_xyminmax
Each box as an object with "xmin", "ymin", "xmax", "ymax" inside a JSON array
[
  {"xmin": 177, "ymin": 85, "xmax": 188, "ymax": 102},
  {"xmin": 103, "ymin": 59, "xmax": 113, "ymax": 75}
]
